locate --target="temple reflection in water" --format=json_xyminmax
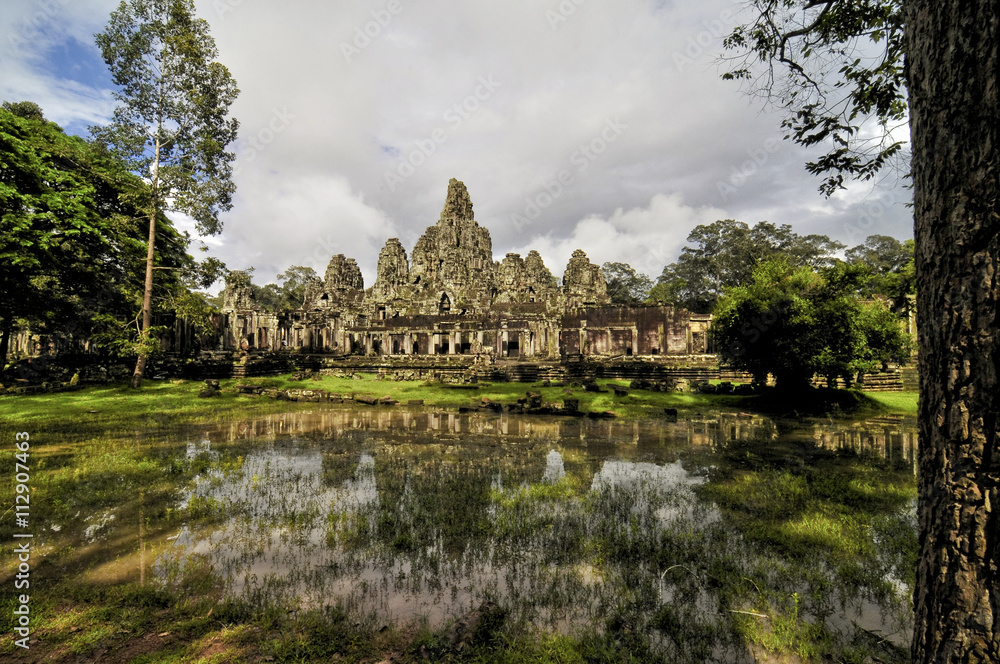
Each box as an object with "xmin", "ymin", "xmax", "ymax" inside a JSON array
[{"xmin": 216, "ymin": 406, "xmax": 917, "ymax": 475}]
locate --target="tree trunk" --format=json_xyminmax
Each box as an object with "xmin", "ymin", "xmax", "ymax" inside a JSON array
[
  {"xmin": 130, "ymin": 206, "xmax": 157, "ymax": 389},
  {"xmin": 130, "ymin": 129, "xmax": 161, "ymax": 389},
  {"xmin": 906, "ymin": 1, "xmax": 999, "ymax": 661},
  {"xmin": 0, "ymin": 316, "xmax": 11, "ymax": 369}
]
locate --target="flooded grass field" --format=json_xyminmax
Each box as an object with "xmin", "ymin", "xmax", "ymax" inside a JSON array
[{"xmin": 1, "ymin": 404, "xmax": 917, "ymax": 662}]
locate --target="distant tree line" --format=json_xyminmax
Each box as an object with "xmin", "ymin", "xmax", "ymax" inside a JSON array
[
  {"xmin": 596, "ymin": 218, "xmax": 915, "ymax": 388},
  {"xmin": 599, "ymin": 219, "xmax": 914, "ymax": 314}
]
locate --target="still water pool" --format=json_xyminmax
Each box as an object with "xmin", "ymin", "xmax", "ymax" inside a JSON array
[{"xmin": 67, "ymin": 408, "xmax": 920, "ymax": 661}]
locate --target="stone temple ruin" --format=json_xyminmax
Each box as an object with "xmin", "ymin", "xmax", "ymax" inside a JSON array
[{"xmin": 216, "ymin": 179, "xmax": 710, "ymax": 362}]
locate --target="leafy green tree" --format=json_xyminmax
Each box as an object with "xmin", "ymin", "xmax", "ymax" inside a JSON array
[
  {"xmin": 251, "ymin": 282, "xmax": 282, "ymax": 311},
  {"xmin": 247, "ymin": 265, "xmax": 319, "ymax": 312},
  {"xmin": 0, "ymin": 104, "xmax": 186, "ymax": 367},
  {"xmin": 653, "ymin": 220, "xmax": 843, "ymax": 313},
  {"xmin": 2, "ymin": 101, "xmax": 45, "ymax": 121},
  {"xmin": 601, "ymin": 262, "xmax": 653, "ymax": 305},
  {"xmin": 93, "ymin": 0, "xmax": 238, "ymax": 387},
  {"xmin": 275, "ymin": 265, "xmax": 320, "ymax": 310},
  {"xmin": 846, "ymin": 234, "xmax": 910, "ymax": 275},
  {"xmin": 712, "ymin": 259, "xmax": 909, "ymax": 391},
  {"xmin": 846, "ymin": 234, "xmax": 915, "ymax": 310},
  {"xmin": 723, "ymin": 3, "xmax": 999, "ymax": 658}
]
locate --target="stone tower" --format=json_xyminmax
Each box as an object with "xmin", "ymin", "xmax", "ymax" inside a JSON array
[
  {"xmin": 366, "ymin": 238, "xmax": 411, "ymax": 314},
  {"xmin": 408, "ymin": 178, "xmax": 495, "ymax": 314},
  {"xmin": 303, "ymin": 254, "xmax": 364, "ymax": 310},
  {"xmin": 561, "ymin": 249, "xmax": 609, "ymax": 308},
  {"xmin": 221, "ymin": 271, "xmax": 256, "ymax": 312},
  {"xmin": 494, "ymin": 250, "xmax": 558, "ymax": 306}
]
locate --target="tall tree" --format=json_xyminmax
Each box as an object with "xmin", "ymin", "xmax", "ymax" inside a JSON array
[
  {"xmin": 601, "ymin": 262, "xmax": 653, "ymax": 305},
  {"xmin": 0, "ymin": 104, "xmax": 176, "ymax": 367},
  {"xmin": 652, "ymin": 219, "xmax": 843, "ymax": 313},
  {"xmin": 906, "ymin": 3, "xmax": 998, "ymax": 659},
  {"xmin": 846, "ymin": 234, "xmax": 916, "ymax": 309},
  {"xmin": 723, "ymin": 1, "xmax": 999, "ymax": 660},
  {"xmin": 275, "ymin": 265, "xmax": 320, "ymax": 310},
  {"xmin": 93, "ymin": 0, "xmax": 238, "ymax": 388}
]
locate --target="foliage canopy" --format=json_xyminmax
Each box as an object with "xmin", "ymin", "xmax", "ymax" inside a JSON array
[
  {"xmin": 711, "ymin": 259, "xmax": 910, "ymax": 390},
  {"xmin": 651, "ymin": 219, "xmax": 844, "ymax": 314}
]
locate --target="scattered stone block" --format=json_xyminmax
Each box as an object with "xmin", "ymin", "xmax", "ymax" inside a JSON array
[{"xmin": 480, "ymin": 398, "xmax": 503, "ymax": 412}]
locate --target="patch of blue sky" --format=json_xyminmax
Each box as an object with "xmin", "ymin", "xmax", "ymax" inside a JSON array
[{"xmin": 39, "ymin": 33, "xmax": 112, "ymax": 94}]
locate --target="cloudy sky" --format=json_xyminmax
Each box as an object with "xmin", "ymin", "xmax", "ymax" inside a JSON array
[{"xmin": 2, "ymin": 0, "xmax": 913, "ymax": 290}]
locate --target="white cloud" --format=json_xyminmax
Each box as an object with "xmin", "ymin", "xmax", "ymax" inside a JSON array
[
  {"xmin": 511, "ymin": 192, "xmax": 727, "ymax": 281},
  {"xmin": 215, "ymin": 173, "xmax": 397, "ymax": 286},
  {"xmin": 3, "ymin": 0, "xmax": 913, "ymax": 291}
]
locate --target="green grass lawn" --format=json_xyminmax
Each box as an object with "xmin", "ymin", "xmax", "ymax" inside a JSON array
[
  {"xmin": 863, "ymin": 391, "xmax": 918, "ymax": 415},
  {"xmin": 0, "ymin": 373, "xmax": 918, "ymax": 432}
]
